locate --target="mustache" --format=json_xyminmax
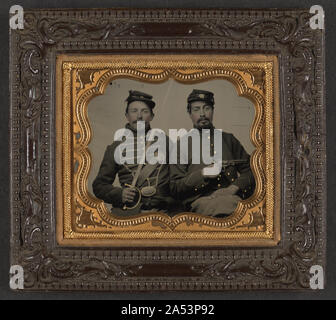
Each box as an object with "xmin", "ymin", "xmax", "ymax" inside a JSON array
[{"xmin": 197, "ymin": 117, "xmax": 210, "ymax": 123}]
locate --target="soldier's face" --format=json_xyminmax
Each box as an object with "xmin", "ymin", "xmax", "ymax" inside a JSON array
[
  {"xmin": 126, "ymin": 101, "xmax": 154, "ymax": 130},
  {"xmin": 189, "ymin": 101, "xmax": 214, "ymax": 129}
]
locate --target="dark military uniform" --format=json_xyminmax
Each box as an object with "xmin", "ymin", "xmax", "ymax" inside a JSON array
[
  {"xmin": 92, "ymin": 91, "xmax": 174, "ymax": 214},
  {"xmin": 169, "ymin": 89, "xmax": 255, "ymax": 216},
  {"xmin": 93, "ymin": 124, "xmax": 174, "ymax": 212}
]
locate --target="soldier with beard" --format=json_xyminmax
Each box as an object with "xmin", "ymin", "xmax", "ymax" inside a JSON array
[{"xmin": 170, "ymin": 89, "xmax": 255, "ymax": 217}]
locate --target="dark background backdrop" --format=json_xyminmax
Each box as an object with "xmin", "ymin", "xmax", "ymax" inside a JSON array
[{"xmin": 1, "ymin": 0, "xmax": 335, "ymax": 300}]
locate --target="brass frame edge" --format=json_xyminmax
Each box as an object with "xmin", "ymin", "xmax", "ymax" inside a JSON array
[{"xmin": 56, "ymin": 54, "xmax": 281, "ymax": 247}]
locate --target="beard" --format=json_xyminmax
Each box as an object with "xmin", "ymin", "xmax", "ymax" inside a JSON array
[{"xmin": 195, "ymin": 117, "xmax": 213, "ymax": 129}]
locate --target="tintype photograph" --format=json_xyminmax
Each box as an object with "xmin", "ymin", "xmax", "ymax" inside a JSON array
[
  {"xmin": 88, "ymin": 79, "xmax": 256, "ymax": 217},
  {"xmin": 55, "ymin": 54, "xmax": 280, "ymax": 246},
  {"xmin": 10, "ymin": 7, "xmax": 326, "ymax": 291}
]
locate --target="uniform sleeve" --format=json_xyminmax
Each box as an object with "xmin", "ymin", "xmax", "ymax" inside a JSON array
[
  {"xmin": 92, "ymin": 144, "xmax": 123, "ymax": 207},
  {"xmin": 170, "ymin": 164, "xmax": 210, "ymax": 199},
  {"xmin": 229, "ymin": 134, "xmax": 255, "ymax": 192},
  {"xmin": 169, "ymin": 140, "xmax": 209, "ymax": 200}
]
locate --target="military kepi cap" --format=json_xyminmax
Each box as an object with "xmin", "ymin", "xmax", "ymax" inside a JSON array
[
  {"xmin": 126, "ymin": 90, "xmax": 156, "ymax": 109},
  {"xmin": 187, "ymin": 89, "xmax": 215, "ymax": 105}
]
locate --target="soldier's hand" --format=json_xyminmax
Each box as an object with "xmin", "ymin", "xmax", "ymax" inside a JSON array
[
  {"xmin": 204, "ymin": 194, "xmax": 241, "ymax": 216},
  {"xmin": 122, "ymin": 188, "xmax": 137, "ymax": 203},
  {"xmin": 191, "ymin": 196, "xmax": 211, "ymax": 212},
  {"xmin": 212, "ymin": 184, "xmax": 239, "ymax": 197}
]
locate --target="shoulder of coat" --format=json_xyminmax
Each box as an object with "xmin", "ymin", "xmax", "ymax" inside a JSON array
[
  {"xmin": 221, "ymin": 131, "xmax": 234, "ymax": 139},
  {"xmin": 107, "ymin": 140, "xmax": 123, "ymax": 150}
]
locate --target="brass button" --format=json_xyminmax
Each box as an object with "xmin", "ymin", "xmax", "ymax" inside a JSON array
[
  {"xmin": 195, "ymin": 188, "xmax": 198, "ymax": 192},
  {"xmin": 231, "ymin": 178, "xmax": 234, "ymax": 182},
  {"xmin": 218, "ymin": 184, "xmax": 221, "ymax": 187},
  {"xmin": 227, "ymin": 172, "xmax": 230, "ymax": 176}
]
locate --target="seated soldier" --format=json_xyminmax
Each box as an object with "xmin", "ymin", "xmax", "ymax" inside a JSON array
[
  {"xmin": 170, "ymin": 89, "xmax": 255, "ymax": 217},
  {"xmin": 92, "ymin": 90, "xmax": 174, "ymax": 216}
]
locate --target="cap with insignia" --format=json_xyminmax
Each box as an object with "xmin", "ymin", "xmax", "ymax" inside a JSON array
[
  {"xmin": 187, "ymin": 89, "xmax": 215, "ymax": 105},
  {"xmin": 126, "ymin": 90, "xmax": 156, "ymax": 109}
]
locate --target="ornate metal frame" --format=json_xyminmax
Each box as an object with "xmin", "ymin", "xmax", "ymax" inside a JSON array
[{"xmin": 10, "ymin": 8, "xmax": 326, "ymax": 291}]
